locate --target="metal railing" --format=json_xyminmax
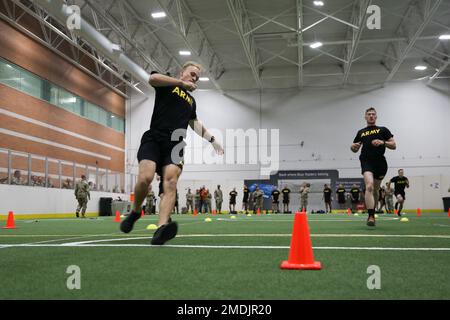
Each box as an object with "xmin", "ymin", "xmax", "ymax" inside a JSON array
[{"xmin": 0, "ymin": 148, "xmax": 127, "ymax": 193}]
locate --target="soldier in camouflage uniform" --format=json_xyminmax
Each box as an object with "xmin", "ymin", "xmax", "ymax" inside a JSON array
[
  {"xmin": 75, "ymin": 175, "xmax": 90, "ymax": 218},
  {"xmin": 299, "ymin": 183, "xmax": 310, "ymax": 212},
  {"xmin": 253, "ymin": 186, "xmax": 264, "ymax": 213},
  {"xmin": 145, "ymin": 185, "xmax": 155, "ymax": 215},
  {"xmin": 214, "ymin": 185, "xmax": 223, "ymax": 213},
  {"xmin": 206, "ymin": 189, "xmax": 212, "ymax": 213},
  {"xmin": 186, "ymin": 188, "xmax": 194, "ymax": 214},
  {"xmin": 194, "ymin": 189, "xmax": 201, "ymax": 212}
]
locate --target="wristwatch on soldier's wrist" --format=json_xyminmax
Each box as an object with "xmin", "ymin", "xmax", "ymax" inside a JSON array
[{"xmin": 209, "ymin": 136, "xmax": 215, "ymax": 143}]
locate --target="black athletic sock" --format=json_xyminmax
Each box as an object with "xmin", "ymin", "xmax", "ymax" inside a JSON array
[
  {"xmin": 395, "ymin": 202, "xmax": 399, "ymax": 210},
  {"xmin": 398, "ymin": 203, "xmax": 403, "ymax": 214},
  {"xmin": 368, "ymin": 209, "xmax": 375, "ymax": 217}
]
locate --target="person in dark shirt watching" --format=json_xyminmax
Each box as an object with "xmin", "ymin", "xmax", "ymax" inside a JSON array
[
  {"xmin": 271, "ymin": 187, "xmax": 281, "ymax": 213},
  {"xmin": 323, "ymin": 184, "xmax": 332, "ymax": 213},
  {"xmin": 281, "ymin": 185, "xmax": 291, "ymax": 213}
]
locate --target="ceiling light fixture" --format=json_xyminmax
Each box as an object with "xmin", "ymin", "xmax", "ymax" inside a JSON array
[
  {"xmin": 151, "ymin": 11, "xmax": 166, "ymax": 19},
  {"xmin": 310, "ymin": 42, "xmax": 323, "ymax": 49},
  {"xmin": 179, "ymin": 50, "xmax": 191, "ymax": 56}
]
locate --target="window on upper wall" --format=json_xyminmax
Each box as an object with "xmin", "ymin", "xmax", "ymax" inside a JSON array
[
  {"xmin": 111, "ymin": 115, "xmax": 125, "ymax": 132},
  {"xmin": 0, "ymin": 60, "xmax": 20, "ymax": 90},
  {"xmin": 85, "ymin": 101, "xmax": 99, "ymax": 123},
  {"xmin": 20, "ymin": 70, "xmax": 42, "ymax": 99},
  {"xmin": 0, "ymin": 57, "xmax": 125, "ymax": 133},
  {"xmin": 97, "ymin": 106, "xmax": 108, "ymax": 127}
]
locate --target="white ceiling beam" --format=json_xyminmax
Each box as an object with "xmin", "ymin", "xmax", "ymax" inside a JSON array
[
  {"xmin": 155, "ymin": 0, "xmax": 226, "ymax": 92},
  {"xmin": 227, "ymin": 0, "xmax": 263, "ymax": 89},
  {"xmin": 342, "ymin": 0, "xmax": 372, "ymax": 86},
  {"xmin": 384, "ymin": 0, "xmax": 442, "ymax": 84},
  {"xmin": 296, "ymin": 0, "xmax": 304, "ymax": 88},
  {"xmin": 301, "ymin": 2, "xmax": 355, "ymax": 33},
  {"xmin": 244, "ymin": 6, "xmax": 295, "ymax": 36},
  {"xmin": 303, "ymin": 4, "xmax": 359, "ymax": 29}
]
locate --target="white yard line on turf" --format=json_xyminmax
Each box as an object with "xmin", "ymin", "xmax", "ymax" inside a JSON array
[
  {"xmin": 1, "ymin": 243, "xmax": 450, "ymax": 251},
  {"xmin": 0, "ymin": 220, "xmax": 205, "ymax": 249},
  {"xmin": 58, "ymin": 233, "xmax": 450, "ymax": 246}
]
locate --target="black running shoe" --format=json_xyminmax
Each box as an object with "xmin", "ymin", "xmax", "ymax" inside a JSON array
[
  {"xmin": 367, "ymin": 215, "xmax": 376, "ymax": 227},
  {"xmin": 151, "ymin": 221, "xmax": 178, "ymax": 245},
  {"xmin": 120, "ymin": 211, "xmax": 141, "ymax": 233}
]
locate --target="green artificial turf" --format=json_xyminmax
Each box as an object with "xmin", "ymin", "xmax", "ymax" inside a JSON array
[{"xmin": 0, "ymin": 213, "xmax": 449, "ymax": 299}]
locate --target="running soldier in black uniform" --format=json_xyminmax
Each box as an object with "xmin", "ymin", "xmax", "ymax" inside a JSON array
[
  {"xmin": 351, "ymin": 107, "xmax": 396, "ymax": 226},
  {"xmin": 390, "ymin": 169, "xmax": 409, "ymax": 216},
  {"xmin": 120, "ymin": 62, "xmax": 224, "ymax": 245}
]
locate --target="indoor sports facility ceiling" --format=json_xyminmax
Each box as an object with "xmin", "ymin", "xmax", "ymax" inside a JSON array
[{"xmin": 3, "ymin": 0, "xmax": 450, "ymax": 93}]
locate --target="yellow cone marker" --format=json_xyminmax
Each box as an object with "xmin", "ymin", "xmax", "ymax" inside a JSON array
[{"xmin": 146, "ymin": 224, "xmax": 158, "ymax": 230}]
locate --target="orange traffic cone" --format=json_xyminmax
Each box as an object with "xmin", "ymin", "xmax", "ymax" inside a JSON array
[
  {"xmin": 2, "ymin": 211, "xmax": 17, "ymax": 229},
  {"xmin": 417, "ymin": 208, "xmax": 421, "ymax": 217},
  {"xmin": 141, "ymin": 209, "xmax": 145, "ymax": 218},
  {"xmin": 394, "ymin": 209, "xmax": 398, "ymax": 216},
  {"xmin": 212, "ymin": 210, "xmax": 216, "ymax": 215},
  {"xmin": 281, "ymin": 212, "xmax": 321, "ymax": 270},
  {"xmin": 114, "ymin": 211, "xmax": 121, "ymax": 222},
  {"xmin": 448, "ymin": 208, "xmax": 450, "ymax": 217},
  {"xmin": 347, "ymin": 208, "xmax": 351, "ymax": 216},
  {"xmin": 193, "ymin": 209, "xmax": 197, "ymax": 216},
  {"xmin": 257, "ymin": 208, "xmax": 261, "ymax": 216}
]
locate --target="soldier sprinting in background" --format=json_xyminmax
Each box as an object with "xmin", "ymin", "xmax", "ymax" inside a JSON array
[{"xmin": 75, "ymin": 174, "xmax": 90, "ymax": 218}]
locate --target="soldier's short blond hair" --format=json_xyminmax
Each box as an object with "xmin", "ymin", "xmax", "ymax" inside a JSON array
[{"xmin": 182, "ymin": 61, "xmax": 203, "ymax": 72}]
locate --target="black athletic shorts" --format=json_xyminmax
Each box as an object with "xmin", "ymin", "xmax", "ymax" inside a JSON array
[
  {"xmin": 137, "ymin": 131, "xmax": 185, "ymax": 175},
  {"xmin": 360, "ymin": 157, "xmax": 388, "ymax": 180},
  {"xmin": 283, "ymin": 199, "xmax": 289, "ymax": 204},
  {"xmin": 230, "ymin": 201, "xmax": 236, "ymax": 205},
  {"xmin": 394, "ymin": 191, "xmax": 406, "ymax": 200},
  {"xmin": 272, "ymin": 200, "xmax": 279, "ymax": 204}
]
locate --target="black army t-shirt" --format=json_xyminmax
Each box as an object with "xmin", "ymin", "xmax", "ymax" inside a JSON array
[
  {"xmin": 229, "ymin": 191, "xmax": 238, "ymax": 203},
  {"xmin": 353, "ymin": 126, "xmax": 393, "ymax": 160},
  {"xmin": 282, "ymin": 188, "xmax": 291, "ymax": 201},
  {"xmin": 243, "ymin": 187, "xmax": 249, "ymax": 202},
  {"xmin": 272, "ymin": 190, "xmax": 280, "ymax": 202},
  {"xmin": 390, "ymin": 176, "xmax": 409, "ymax": 194},
  {"xmin": 336, "ymin": 188, "xmax": 346, "ymax": 203},
  {"xmin": 350, "ymin": 188, "xmax": 360, "ymax": 201},
  {"xmin": 149, "ymin": 71, "xmax": 197, "ymax": 139}
]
